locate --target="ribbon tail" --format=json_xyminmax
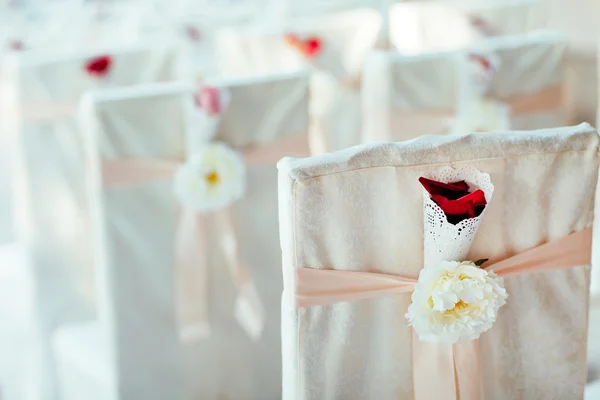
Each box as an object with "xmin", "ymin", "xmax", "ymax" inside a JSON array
[
  {"xmin": 453, "ymin": 339, "xmax": 482, "ymax": 400},
  {"xmin": 174, "ymin": 208, "xmax": 211, "ymax": 344},
  {"xmin": 412, "ymin": 329, "xmax": 457, "ymax": 400},
  {"xmin": 216, "ymin": 207, "xmax": 265, "ymax": 341}
]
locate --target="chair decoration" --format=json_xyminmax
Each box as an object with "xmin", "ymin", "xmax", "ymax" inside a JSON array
[
  {"xmin": 289, "ymin": 165, "xmax": 591, "ymax": 400},
  {"xmin": 102, "ymin": 84, "xmax": 310, "ymax": 343}
]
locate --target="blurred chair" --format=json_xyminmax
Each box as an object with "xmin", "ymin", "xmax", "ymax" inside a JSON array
[
  {"xmin": 362, "ymin": 31, "xmax": 566, "ymax": 142},
  {"xmin": 546, "ymin": 0, "xmax": 600, "ymax": 126},
  {"xmin": 54, "ymin": 71, "xmax": 310, "ymax": 399},
  {"xmin": 216, "ymin": 8, "xmax": 381, "ymax": 153},
  {"xmin": 0, "ymin": 42, "xmax": 177, "ymax": 400},
  {"xmin": 389, "ymin": 0, "xmax": 548, "ymax": 54}
]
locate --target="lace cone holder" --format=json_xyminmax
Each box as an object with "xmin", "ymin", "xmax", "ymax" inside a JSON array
[{"xmin": 423, "ymin": 165, "xmax": 494, "ymax": 266}]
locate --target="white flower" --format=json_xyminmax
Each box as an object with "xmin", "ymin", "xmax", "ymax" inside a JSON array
[
  {"xmin": 452, "ymin": 98, "xmax": 511, "ymax": 134},
  {"xmin": 406, "ymin": 260, "xmax": 508, "ymax": 344},
  {"xmin": 174, "ymin": 142, "xmax": 245, "ymax": 213}
]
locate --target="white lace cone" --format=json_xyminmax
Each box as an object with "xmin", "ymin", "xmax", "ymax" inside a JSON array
[{"xmin": 423, "ymin": 165, "xmax": 494, "ymax": 266}]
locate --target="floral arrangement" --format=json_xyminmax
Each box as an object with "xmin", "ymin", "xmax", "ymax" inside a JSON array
[
  {"xmin": 284, "ymin": 33, "xmax": 322, "ymax": 59},
  {"xmin": 406, "ymin": 170, "xmax": 507, "ymax": 344},
  {"xmin": 85, "ymin": 55, "xmax": 112, "ymax": 78},
  {"xmin": 174, "ymin": 85, "xmax": 244, "ymax": 213},
  {"xmin": 453, "ymin": 51, "xmax": 510, "ymax": 134},
  {"xmin": 173, "ymin": 142, "xmax": 245, "ymax": 213}
]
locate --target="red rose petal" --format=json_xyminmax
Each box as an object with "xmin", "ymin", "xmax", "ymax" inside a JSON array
[
  {"xmin": 186, "ymin": 26, "xmax": 202, "ymax": 42},
  {"xmin": 419, "ymin": 177, "xmax": 470, "ymax": 200},
  {"xmin": 303, "ymin": 37, "xmax": 322, "ymax": 58},
  {"xmin": 431, "ymin": 189, "xmax": 487, "ymax": 218},
  {"xmin": 195, "ymin": 86, "xmax": 221, "ymax": 116},
  {"xmin": 285, "ymin": 34, "xmax": 322, "ymax": 59},
  {"xmin": 469, "ymin": 53, "xmax": 491, "ymax": 71},
  {"xmin": 9, "ymin": 40, "xmax": 24, "ymax": 51},
  {"xmin": 85, "ymin": 55, "xmax": 112, "ymax": 77}
]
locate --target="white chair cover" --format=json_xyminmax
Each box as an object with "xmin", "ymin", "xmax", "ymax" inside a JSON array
[
  {"xmin": 55, "ymin": 71, "xmax": 309, "ymax": 400},
  {"xmin": 390, "ymin": 0, "xmax": 547, "ymax": 53},
  {"xmin": 216, "ymin": 9, "xmax": 381, "ymax": 153},
  {"xmin": 278, "ymin": 123, "xmax": 598, "ymax": 399},
  {"xmin": 362, "ymin": 31, "xmax": 566, "ymax": 142},
  {"xmin": 0, "ymin": 43, "xmax": 177, "ymax": 400}
]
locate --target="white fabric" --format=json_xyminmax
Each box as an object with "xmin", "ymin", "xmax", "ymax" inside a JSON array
[
  {"xmin": 278, "ymin": 123, "xmax": 598, "ymax": 399},
  {"xmin": 545, "ymin": 0, "xmax": 599, "ymax": 127},
  {"xmin": 362, "ymin": 31, "xmax": 566, "ymax": 143},
  {"xmin": 0, "ymin": 243, "xmax": 36, "ymax": 400},
  {"xmin": 55, "ymin": 72, "xmax": 309, "ymax": 399},
  {"xmin": 0, "ymin": 43, "xmax": 177, "ymax": 400},
  {"xmin": 389, "ymin": 0, "xmax": 547, "ymax": 54},
  {"xmin": 216, "ymin": 9, "xmax": 381, "ymax": 152}
]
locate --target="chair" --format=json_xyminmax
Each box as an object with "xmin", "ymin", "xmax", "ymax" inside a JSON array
[
  {"xmin": 389, "ymin": 0, "xmax": 547, "ymax": 53},
  {"xmin": 216, "ymin": 9, "xmax": 381, "ymax": 153},
  {"xmin": 362, "ymin": 31, "xmax": 566, "ymax": 142},
  {"xmin": 278, "ymin": 123, "xmax": 597, "ymax": 399},
  {"xmin": 54, "ymin": 71, "xmax": 310, "ymax": 399},
  {"xmin": 0, "ymin": 42, "xmax": 177, "ymax": 400}
]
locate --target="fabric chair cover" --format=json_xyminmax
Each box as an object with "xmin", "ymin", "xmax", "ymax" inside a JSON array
[
  {"xmin": 278, "ymin": 123, "xmax": 598, "ymax": 399},
  {"xmin": 54, "ymin": 71, "xmax": 309, "ymax": 400},
  {"xmin": 0, "ymin": 43, "xmax": 177, "ymax": 400},
  {"xmin": 216, "ymin": 9, "xmax": 381, "ymax": 153},
  {"xmin": 362, "ymin": 31, "xmax": 566, "ymax": 142},
  {"xmin": 389, "ymin": 0, "xmax": 547, "ymax": 53}
]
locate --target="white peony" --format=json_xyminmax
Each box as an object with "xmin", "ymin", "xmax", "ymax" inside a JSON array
[
  {"xmin": 406, "ymin": 260, "xmax": 508, "ymax": 344},
  {"xmin": 174, "ymin": 142, "xmax": 245, "ymax": 213}
]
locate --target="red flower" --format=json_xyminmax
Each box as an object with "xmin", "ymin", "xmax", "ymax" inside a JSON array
[
  {"xmin": 185, "ymin": 26, "xmax": 202, "ymax": 42},
  {"xmin": 419, "ymin": 177, "xmax": 487, "ymax": 224},
  {"xmin": 195, "ymin": 86, "xmax": 222, "ymax": 116},
  {"xmin": 469, "ymin": 53, "xmax": 492, "ymax": 71},
  {"xmin": 9, "ymin": 40, "xmax": 24, "ymax": 51},
  {"xmin": 285, "ymin": 33, "xmax": 322, "ymax": 59},
  {"xmin": 85, "ymin": 55, "xmax": 112, "ymax": 77},
  {"xmin": 469, "ymin": 15, "xmax": 495, "ymax": 36}
]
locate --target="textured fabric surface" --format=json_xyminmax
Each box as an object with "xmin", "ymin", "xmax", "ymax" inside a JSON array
[{"xmin": 278, "ymin": 123, "xmax": 598, "ymax": 400}]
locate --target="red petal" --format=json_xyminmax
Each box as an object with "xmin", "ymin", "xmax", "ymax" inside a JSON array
[
  {"xmin": 469, "ymin": 53, "xmax": 491, "ymax": 71},
  {"xmin": 9, "ymin": 40, "xmax": 24, "ymax": 51},
  {"xmin": 419, "ymin": 177, "xmax": 469, "ymax": 199},
  {"xmin": 196, "ymin": 87, "xmax": 221, "ymax": 116},
  {"xmin": 431, "ymin": 189, "xmax": 487, "ymax": 218},
  {"xmin": 85, "ymin": 55, "xmax": 112, "ymax": 77},
  {"xmin": 303, "ymin": 37, "xmax": 322, "ymax": 58},
  {"xmin": 186, "ymin": 26, "xmax": 202, "ymax": 42}
]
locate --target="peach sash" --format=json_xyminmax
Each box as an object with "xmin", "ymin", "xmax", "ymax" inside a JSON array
[
  {"xmin": 290, "ymin": 227, "xmax": 592, "ymax": 400},
  {"xmin": 103, "ymin": 131, "xmax": 310, "ymax": 344},
  {"xmin": 374, "ymin": 85, "xmax": 564, "ymax": 135}
]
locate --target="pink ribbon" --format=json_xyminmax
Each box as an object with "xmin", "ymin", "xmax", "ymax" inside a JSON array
[
  {"xmin": 290, "ymin": 227, "xmax": 592, "ymax": 399},
  {"xmin": 364, "ymin": 85, "xmax": 565, "ymax": 138},
  {"xmin": 103, "ymin": 131, "xmax": 309, "ymax": 344}
]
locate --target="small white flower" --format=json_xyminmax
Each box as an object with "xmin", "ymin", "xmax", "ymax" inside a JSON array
[
  {"xmin": 406, "ymin": 260, "xmax": 508, "ymax": 344},
  {"xmin": 174, "ymin": 142, "xmax": 245, "ymax": 213},
  {"xmin": 453, "ymin": 98, "xmax": 511, "ymax": 134}
]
